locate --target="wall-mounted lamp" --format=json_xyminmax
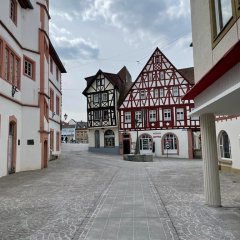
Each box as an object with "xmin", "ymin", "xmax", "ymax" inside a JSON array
[
  {"xmin": 64, "ymin": 113, "xmax": 68, "ymax": 121},
  {"xmin": 12, "ymin": 85, "xmax": 18, "ymax": 97},
  {"xmin": 52, "ymin": 112, "xmax": 55, "ymax": 118}
]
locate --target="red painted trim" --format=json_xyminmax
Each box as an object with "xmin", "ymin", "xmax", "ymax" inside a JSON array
[{"xmin": 183, "ymin": 40, "xmax": 240, "ymax": 100}]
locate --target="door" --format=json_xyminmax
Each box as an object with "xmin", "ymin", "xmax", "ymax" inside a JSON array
[
  {"xmin": 43, "ymin": 140, "xmax": 48, "ymax": 168},
  {"xmin": 7, "ymin": 123, "xmax": 15, "ymax": 174},
  {"xmin": 95, "ymin": 130, "xmax": 100, "ymax": 148},
  {"xmin": 123, "ymin": 139, "xmax": 130, "ymax": 154},
  {"xmin": 139, "ymin": 134, "xmax": 152, "ymax": 154}
]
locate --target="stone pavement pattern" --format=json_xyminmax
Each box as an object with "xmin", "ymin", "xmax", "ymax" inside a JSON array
[{"xmin": 0, "ymin": 143, "xmax": 239, "ymax": 240}]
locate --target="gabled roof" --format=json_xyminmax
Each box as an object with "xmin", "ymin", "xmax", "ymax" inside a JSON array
[
  {"xmin": 18, "ymin": 0, "xmax": 33, "ymax": 9},
  {"xmin": 76, "ymin": 121, "xmax": 88, "ymax": 129},
  {"xmin": 118, "ymin": 47, "xmax": 194, "ymax": 108},
  {"xmin": 82, "ymin": 68, "xmax": 127, "ymax": 95}
]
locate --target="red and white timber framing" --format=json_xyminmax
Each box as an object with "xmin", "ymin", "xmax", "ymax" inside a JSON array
[{"xmin": 119, "ymin": 47, "xmax": 200, "ymax": 131}]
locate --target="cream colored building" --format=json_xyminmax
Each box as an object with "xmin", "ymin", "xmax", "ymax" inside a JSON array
[
  {"xmin": 185, "ymin": 0, "xmax": 240, "ymax": 206},
  {"xmin": 0, "ymin": 0, "xmax": 66, "ymax": 177}
]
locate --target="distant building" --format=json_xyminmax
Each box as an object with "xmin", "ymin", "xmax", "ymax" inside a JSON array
[
  {"xmin": 75, "ymin": 121, "xmax": 88, "ymax": 143},
  {"xmin": 61, "ymin": 120, "xmax": 76, "ymax": 142},
  {"xmin": 83, "ymin": 67, "xmax": 132, "ymax": 154},
  {"xmin": 119, "ymin": 48, "xmax": 200, "ymax": 158},
  {"xmin": 0, "ymin": 0, "xmax": 66, "ymax": 177}
]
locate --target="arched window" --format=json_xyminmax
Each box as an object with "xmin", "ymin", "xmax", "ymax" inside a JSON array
[
  {"xmin": 95, "ymin": 130, "xmax": 100, "ymax": 148},
  {"xmin": 104, "ymin": 130, "xmax": 115, "ymax": 147},
  {"xmin": 219, "ymin": 131, "xmax": 231, "ymax": 159},
  {"xmin": 162, "ymin": 133, "xmax": 178, "ymax": 155}
]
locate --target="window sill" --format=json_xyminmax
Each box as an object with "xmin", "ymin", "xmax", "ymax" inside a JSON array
[{"xmin": 219, "ymin": 159, "xmax": 232, "ymax": 165}]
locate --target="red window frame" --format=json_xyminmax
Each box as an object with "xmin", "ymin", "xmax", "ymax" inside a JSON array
[
  {"xmin": 23, "ymin": 55, "xmax": 35, "ymax": 80},
  {"xmin": 50, "ymin": 88, "xmax": 54, "ymax": 112},
  {"xmin": 56, "ymin": 95, "xmax": 60, "ymax": 115},
  {"xmin": 10, "ymin": 0, "xmax": 17, "ymax": 25}
]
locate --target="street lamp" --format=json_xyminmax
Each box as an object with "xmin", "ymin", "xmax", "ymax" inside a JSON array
[
  {"xmin": 64, "ymin": 113, "xmax": 68, "ymax": 121},
  {"xmin": 135, "ymin": 119, "xmax": 140, "ymax": 155}
]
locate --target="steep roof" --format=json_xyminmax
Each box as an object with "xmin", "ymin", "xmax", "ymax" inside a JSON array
[
  {"xmin": 83, "ymin": 67, "xmax": 130, "ymax": 96},
  {"xmin": 18, "ymin": 0, "xmax": 33, "ymax": 9},
  {"xmin": 178, "ymin": 67, "xmax": 194, "ymax": 84}
]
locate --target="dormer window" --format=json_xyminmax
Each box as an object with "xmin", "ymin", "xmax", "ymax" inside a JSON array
[{"xmin": 10, "ymin": 0, "xmax": 17, "ymax": 25}]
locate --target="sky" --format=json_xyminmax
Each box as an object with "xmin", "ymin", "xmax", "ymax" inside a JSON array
[{"xmin": 49, "ymin": 0, "xmax": 193, "ymax": 122}]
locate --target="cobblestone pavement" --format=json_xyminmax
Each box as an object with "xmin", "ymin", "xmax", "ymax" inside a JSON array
[{"xmin": 0, "ymin": 144, "xmax": 240, "ymax": 240}]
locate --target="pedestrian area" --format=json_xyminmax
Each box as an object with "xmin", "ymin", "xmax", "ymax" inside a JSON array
[{"xmin": 0, "ymin": 144, "xmax": 240, "ymax": 240}]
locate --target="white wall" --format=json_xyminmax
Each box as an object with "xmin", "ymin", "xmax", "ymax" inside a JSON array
[{"xmin": 216, "ymin": 118, "xmax": 240, "ymax": 170}]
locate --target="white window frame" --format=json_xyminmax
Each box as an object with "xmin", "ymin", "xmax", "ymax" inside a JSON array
[
  {"xmin": 164, "ymin": 109, "xmax": 171, "ymax": 121},
  {"xmin": 93, "ymin": 94, "xmax": 99, "ymax": 103},
  {"xmin": 160, "ymin": 71, "xmax": 164, "ymax": 80},
  {"xmin": 149, "ymin": 110, "xmax": 156, "ymax": 122},
  {"xmin": 160, "ymin": 88, "xmax": 164, "ymax": 97},
  {"xmin": 140, "ymin": 90, "xmax": 146, "ymax": 99},
  {"xmin": 153, "ymin": 89, "xmax": 159, "ymax": 98},
  {"xmin": 94, "ymin": 111, "xmax": 100, "ymax": 120},
  {"xmin": 176, "ymin": 108, "xmax": 184, "ymax": 120},
  {"xmin": 173, "ymin": 86, "xmax": 179, "ymax": 96},
  {"xmin": 135, "ymin": 111, "xmax": 142, "ymax": 123},
  {"xmin": 125, "ymin": 112, "xmax": 131, "ymax": 123},
  {"xmin": 102, "ymin": 92, "xmax": 107, "ymax": 102}
]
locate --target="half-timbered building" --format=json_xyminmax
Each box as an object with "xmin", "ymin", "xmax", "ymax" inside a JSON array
[
  {"xmin": 83, "ymin": 67, "xmax": 132, "ymax": 154},
  {"xmin": 119, "ymin": 48, "xmax": 200, "ymax": 158}
]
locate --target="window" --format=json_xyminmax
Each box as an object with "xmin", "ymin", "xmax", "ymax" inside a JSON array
[
  {"xmin": 219, "ymin": 131, "xmax": 231, "ymax": 158},
  {"xmin": 140, "ymin": 90, "xmax": 146, "ymax": 99},
  {"xmin": 164, "ymin": 109, "xmax": 171, "ymax": 121},
  {"xmin": 93, "ymin": 94, "xmax": 99, "ymax": 103},
  {"xmin": 94, "ymin": 111, "xmax": 100, "ymax": 120},
  {"xmin": 139, "ymin": 134, "xmax": 153, "ymax": 151},
  {"xmin": 160, "ymin": 88, "xmax": 164, "ymax": 97},
  {"xmin": 155, "ymin": 56, "xmax": 160, "ymax": 63},
  {"xmin": 135, "ymin": 111, "xmax": 142, "ymax": 123},
  {"xmin": 56, "ymin": 132, "xmax": 60, "ymax": 151},
  {"xmin": 95, "ymin": 130, "xmax": 100, "ymax": 148},
  {"xmin": 210, "ymin": 0, "xmax": 239, "ymax": 44},
  {"xmin": 176, "ymin": 108, "xmax": 184, "ymax": 120},
  {"xmin": 10, "ymin": 0, "xmax": 17, "ymax": 25},
  {"xmin": 149, "ymin": 110, "xmax": 156, "ymax": 122},
  {"xmin": 50, "ymin": 89, "xmax": 54, "ymax": 112},
  {"xmin": 172, "ymin": 86, "xmax": 179, "ymax": 96},
  {"xmin": 104, "ymin": 130, "xmax": 115, "ymax": 148},
  {"xmin": 102, "ymin": 92, "xmax": 107, "ymax": 101},
  {"xmin": 160, "ymin": 71, "xmax": 164, "ymax": 80},
  {"xmin": 56, "ymin": 95, "xmax": 60, "ymax": 115},
  {"xmin": 24, "ymin": 56, "xmax": 35, "ymax": 80},
  {"xmin": 4, "ymin": 47, "xmax": 20, "ymax": 88},
  {"xmin": 153, "ymin": 89, "xmax": 159, "ymax": 98},
  {"xmin": 56, "ymin": 68, "xmax": 59, "ymax": 81},
  {"xmin": 149, "ymin": 73, "xmax": 153, "ymax": 81},
  {"xmin": 102, "ymin": 110, "xmax": 108, "ymax": 121},
  {"xmin": 96, "ymin": 78, "xmax": 104, "ymax": 87},
  {"xmin": 50, "ymin": 57, "xmax": 53, "ymax": 73},
  {"xmin": 50, "ymin": 129, "xmax": 54, "ymax": 151},
  {"xmin": 125, "ymin": 112, "xmax": 131, "ymax": 123},
  {"xmin": 213, "ymin": 0, "xmax": 233, "ymax": 35},
  {"xmin": 163, "ymin": 134, "xmax": 178, "ymax": 153}
]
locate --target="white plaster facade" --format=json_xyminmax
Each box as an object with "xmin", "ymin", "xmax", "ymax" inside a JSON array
[
  {"xmin": 189, "ymin": 0, "xmax": 240, "ymax": 205},
  {"xmin": 0, "ymin": 0, "xmax": 66, "ymax": 177}
]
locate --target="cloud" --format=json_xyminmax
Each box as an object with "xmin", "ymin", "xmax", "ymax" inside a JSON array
[
  {"xmin": 52, "ymin": 37, "xmax": 100, "ymax": 61},
  {"xmin": 50, "ymin": 0, "xmax": 191, "ymax": 45}
]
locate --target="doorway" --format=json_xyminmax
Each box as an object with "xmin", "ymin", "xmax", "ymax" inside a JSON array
[
  {"xmin": 8, "ymin": 122, "xmax": 16, "ymax": 174},
  {"xmin": 43, "ymin": 140, "xmax": 48, "ymax": 168}
]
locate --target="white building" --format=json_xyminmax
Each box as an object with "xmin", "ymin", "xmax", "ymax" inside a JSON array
[
  {"xmin": 185, "ymin": 0, "xmax": 240, "ymax": 206},
  {"xmin": 0, "ymin": 0, "xmax": 66, "ymax": 177}
]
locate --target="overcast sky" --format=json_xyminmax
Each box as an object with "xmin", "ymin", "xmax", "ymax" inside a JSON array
[{"xmin": 49, "ymin": 0, "xmax": 193, "ymax": 122}]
